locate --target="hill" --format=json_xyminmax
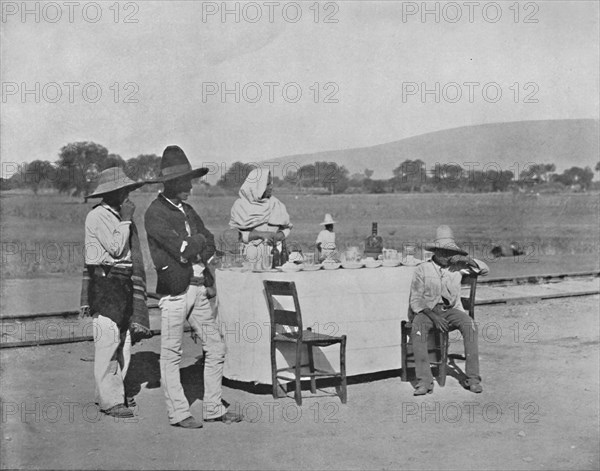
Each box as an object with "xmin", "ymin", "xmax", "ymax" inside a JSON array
[{"xmin": 261, "ymin": 119, "xmax": 599, "ymax": 180}]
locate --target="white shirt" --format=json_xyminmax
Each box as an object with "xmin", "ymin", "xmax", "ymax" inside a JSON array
[{"xmin": 84, "ymin": 203, "xmax": 131, "ymax": 266}]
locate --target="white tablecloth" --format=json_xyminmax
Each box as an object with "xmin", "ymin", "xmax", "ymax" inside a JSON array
[{"xmin": 215, "ymin": 266, "xmax": 416, "ymax": 384}]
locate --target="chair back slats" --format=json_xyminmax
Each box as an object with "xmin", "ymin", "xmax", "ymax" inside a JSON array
[
  {"xmin": 273, "ymin": 309, "xmax": 299, "ymax": 327},
  {"xmin": 263, "ymin": 280, "xmax": 303, "ymax": 333},
  {"xmin": 460, "ymin": 274, "xmax": 478, "ymax": 319}
]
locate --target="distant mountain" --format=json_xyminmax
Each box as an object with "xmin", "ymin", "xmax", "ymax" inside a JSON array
[{"xmin": 262, "ymin": 119, "xmax": 599, "ymax": 180}]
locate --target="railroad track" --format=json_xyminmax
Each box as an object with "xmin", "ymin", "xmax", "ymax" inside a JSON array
[{"xmin": 1, "ymin": 270, "xmax": 598, "ymax": 349}]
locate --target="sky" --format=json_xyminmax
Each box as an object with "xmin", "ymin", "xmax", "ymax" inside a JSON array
[{"xmin": 1, "ymin": 0, "xmax": 598, "ymax": 177}]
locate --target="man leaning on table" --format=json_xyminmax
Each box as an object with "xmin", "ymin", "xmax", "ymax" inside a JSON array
[
  {"xmin": 145, "ymin": 145, "xmax": 243, "ymax": 428},
  {"xmin": 408, "ymin": 225, "xmax": 489, "ymax": 396}
]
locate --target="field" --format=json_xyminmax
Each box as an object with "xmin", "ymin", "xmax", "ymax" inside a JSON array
[
  {"xmin": 1, "ymin": 191, "xmax": 599, "ymax": 281},
  {"xmin": 1, "ymin": 190, "xmax": 599, "ymax": 470}
]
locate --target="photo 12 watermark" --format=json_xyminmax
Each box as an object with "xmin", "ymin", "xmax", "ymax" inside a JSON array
[
  {"xmin": 402, "ymin": 82, "xmax": 540, "ymax": 104},
  {"xmin": 400, "ymin": 401, "xmax": 540, "ymax": 424},
  {"xmin": 200, "ymin": 1, "xmax": 339, "ymax": 23},
  {"xmin": 1, "ymin": 1, "xmax": 140, "ymax": 23},
  {"xmin": 1, "ymin": 82, "xmax": 140, "ymax": 104},
  {"xmin": 201, "ymin": 81, "xmax": 340, "ymax": 104},
  {"xmin": 400, "ymin": 2, "xmax": 540, "ymax": 24},
  {"xmin": 227, "ymin": 400, "xmax": 340, "ymax": 424},
  {"xmin": 1, "ymin": 400, "xmax": 139, "ymax": 424}
]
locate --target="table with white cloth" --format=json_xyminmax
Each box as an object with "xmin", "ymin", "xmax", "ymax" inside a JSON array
[{"xmin": 215, "ymin": 266, "xmax": 416, "ymax": 385}]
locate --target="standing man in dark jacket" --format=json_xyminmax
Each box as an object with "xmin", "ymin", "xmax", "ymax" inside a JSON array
[{"xmin": 145, "ymin": 146, "xmax": 242, "ymax": 428}]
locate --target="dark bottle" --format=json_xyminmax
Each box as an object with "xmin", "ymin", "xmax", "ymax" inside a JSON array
[
  {"xmin": 271, "ymin": 238, "xmax": 289, "ymax": 268},
  {"xmin": 364, "ymin": 222, "xmax": 383, "ymax": 259}
]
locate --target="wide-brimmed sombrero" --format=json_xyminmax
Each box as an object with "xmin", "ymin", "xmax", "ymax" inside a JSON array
[
  {"xmin": 156, "ymin": 145, "xmax": 209, "ymax": 182},
  {"xmin": 319, "ymin": 214, "xmax": 336, "ymax": 225},
  {"xmin": 86, "ymin": 167, "xmax": 145, "ymax": 198},
  {"xmin": 424, "ymin": 225, "xmax": 468, "ymax": 255}
]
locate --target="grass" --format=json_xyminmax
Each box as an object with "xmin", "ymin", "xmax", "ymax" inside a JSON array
[{"xmin": 1, "ymin": 190, "xmax": 599, "ymax": 279}]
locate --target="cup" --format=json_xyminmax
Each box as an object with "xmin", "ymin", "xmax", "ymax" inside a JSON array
[{"xmin": 304, "ymin": 253, "xmax": 315, "ymax": 266}]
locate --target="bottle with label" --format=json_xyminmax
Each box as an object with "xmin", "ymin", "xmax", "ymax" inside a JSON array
[{"xmin": 364, "ymin": 222, "xmax": 383, "ymax": 259}]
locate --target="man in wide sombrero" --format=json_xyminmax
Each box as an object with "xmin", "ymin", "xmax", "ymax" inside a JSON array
[
  {"xmin": 81, "ymin": 167, "xmax": 152, "ymax": 418},
  {"xmin": 408, "ymin": 225, "xmax": 489, "ymax": 396},
  {"xmin": 145, "ymin": 146, "xmax": 242, "ymax": 428}
]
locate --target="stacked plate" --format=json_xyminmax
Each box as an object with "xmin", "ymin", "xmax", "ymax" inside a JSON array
[{"xmin": 302, "ymin": 264, "xmax": 322, "ymax": 271}]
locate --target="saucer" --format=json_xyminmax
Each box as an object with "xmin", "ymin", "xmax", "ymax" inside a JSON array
[
  {"xmin": 382, "ymin": 260, "xmax": 401, "ymax": 267},
  {"xmin": 401, "ymin": 258, "xmax": 422, "ymax": 267},
  {"xmin": 363, "ymin": 260, "xmax": 382, "ymax": 269},
  {"xmin": 322, "ymin": 262, "xmax": 341, "ymax": 270},
  {"xmin": 341, "ymin": 261, "xmax": 365, "ymax": 269},
  {"xmin": 302, "ymin": 264, "xmax": 322, "ymax": 271}
]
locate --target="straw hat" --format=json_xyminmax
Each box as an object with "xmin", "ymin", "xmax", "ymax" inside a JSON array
[
  {"xmin": 319, "ymin": 213, "xmax": 336, "ymax": 225},
  {"xmin": 156, "ymin": 145, "xmax": 209, "ymax": 182},
  {"xmin": 424, "ymin": 225, "xmax": 468, "ymax": 255},
  {"xmin": 86, "ymin": 167, "xmax": 145, "ymax": 198}
]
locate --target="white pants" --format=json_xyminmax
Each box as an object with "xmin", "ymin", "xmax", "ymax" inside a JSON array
[
  {"xmin": 159, "ymin": 284, "xmax": 227, "ymax": 424},
  {"xmin": 93, "ymin": 315, "xmax": 131, "ymax": 410}
]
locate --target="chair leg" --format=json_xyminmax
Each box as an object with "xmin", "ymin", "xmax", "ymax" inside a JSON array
[
  {"xmin": 294, "ymin": 341, "xmax": 302, "ymax": 406},
  {"xmin": 339, "ymin": 336, "xmax": 347, "ymax": 404},
  {"xmin": 307, "ymin": 344, "xmax": 316, "ymax": 394},
  {"xmin": 437, "ymin": 331, "xmax": 449, "ymax": 387},
  {"xmin": 400, "ymin": 321, "xmax": 408, "ymax": 382},
  {"xmin": 271, "ymin": 339, "xmax": 279, "ymax": 399}
]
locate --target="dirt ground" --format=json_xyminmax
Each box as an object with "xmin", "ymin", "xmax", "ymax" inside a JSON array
[{"xmin": 1, "ymin": 295, "xmax": 599, "ymax": 470}]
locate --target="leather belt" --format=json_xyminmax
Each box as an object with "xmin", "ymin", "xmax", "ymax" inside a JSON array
[{"xmin": 190, "ymin": 275, "xmax": 205, "ymax": 286}]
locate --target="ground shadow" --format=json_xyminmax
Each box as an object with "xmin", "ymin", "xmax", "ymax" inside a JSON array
[
  {"xmin": 180, "ymin": 355, "xmax": 205, "ymax": 405},
  {"xmin": 124, "ymin": 351, "xmax": 161, "ymax": 397},
  {"xmin": 223, "ymin": 368, "xmax": 403, "ymax": 396}
]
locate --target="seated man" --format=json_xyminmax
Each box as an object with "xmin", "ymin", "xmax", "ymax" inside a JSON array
[{"xmin": 408, "ymin": 225, "xmax": 489, "ymax": 396}]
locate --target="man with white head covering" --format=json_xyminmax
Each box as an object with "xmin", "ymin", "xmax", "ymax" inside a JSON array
[{"xmin": 409, "ymin": 225, "xmax": 489, "ymax": 396}]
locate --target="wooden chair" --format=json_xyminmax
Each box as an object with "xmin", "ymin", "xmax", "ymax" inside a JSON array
[
  {"xmin": 400, "ymin": 274, "xmax": 478, "ymax": 386},
  {"xmin": 263, "ymin": 280, "xmax": 347, "ymax": 406}
]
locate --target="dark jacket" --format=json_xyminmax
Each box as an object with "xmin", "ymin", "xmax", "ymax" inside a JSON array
[{"xmin": 145, "ymin": 194, "xmax": 216, "ymax": 295}]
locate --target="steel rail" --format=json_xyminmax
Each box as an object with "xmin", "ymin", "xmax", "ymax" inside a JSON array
[{"xmin": 1, "ymin": 270, "xmax": 598, "ymax": 349}]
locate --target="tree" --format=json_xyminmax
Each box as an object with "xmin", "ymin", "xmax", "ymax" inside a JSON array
[
  {"xmin": 55, "ymin": 142, "xmax": 113, "ymax": 196},
  {"xmin": 21, "ymin": 160, "xmax": 56, "ymax": 194},
  {"xmin": 431, "ymin": 163, "xmax": 463, "ymax": 191},
  {"xmin": 392, "ymin": 159, "xmax": 426, "ymax": 192},
  {"xmin": 126, "ymin": 154, "xmax": 161, "ymax": 181},
  {"xmin": 553, "ymin": 166, "xmax": 594, "ymax": 190},
  {"xmin": 519, "ymin": 163, "xmax": 556, "ymax": 184},
  {"xmin": 217, "ymin": 161, "xmax": 257, "ymax": 191},
  {"xmin": 315, "ymin": 161, "xmax": 349, "ymax": 194}
]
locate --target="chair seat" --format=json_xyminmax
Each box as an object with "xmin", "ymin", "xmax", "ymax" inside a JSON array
[{"xmin": 275, "ymin": 330, "xmax": 343, "ymax": 344}]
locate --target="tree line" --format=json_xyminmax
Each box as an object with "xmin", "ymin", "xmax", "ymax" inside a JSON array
[{"xmin": 1, "ymin": 141, "xmax": 599, "ymax": 196}]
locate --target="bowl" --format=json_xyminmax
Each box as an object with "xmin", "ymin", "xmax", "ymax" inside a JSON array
[
  {"xmin": 322, "ymin": 261, "xmax": 341, "ymax": 270},
  {"xmin": 278, "ymin": 262, "xmax": 302, "ymax": 272},
  {"xmin": 363, "ymin": 259, "xmax": 382, "ymax": 269},
  {"xmin": 302, "ymin": 264, "xmax": 322, "ymax": 271}
]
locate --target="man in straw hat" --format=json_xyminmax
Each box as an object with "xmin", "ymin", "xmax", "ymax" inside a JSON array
[
  {"xmin": 80, "ymin": 167, "xmax": 152, "ymax": 418},
  {"xmin": 145, "ymin": 145, "xmax": 242, "ymax": 428},
  {"xmin": 408, "ymin": 225, "xmax": 489, "ymax": 396}
]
